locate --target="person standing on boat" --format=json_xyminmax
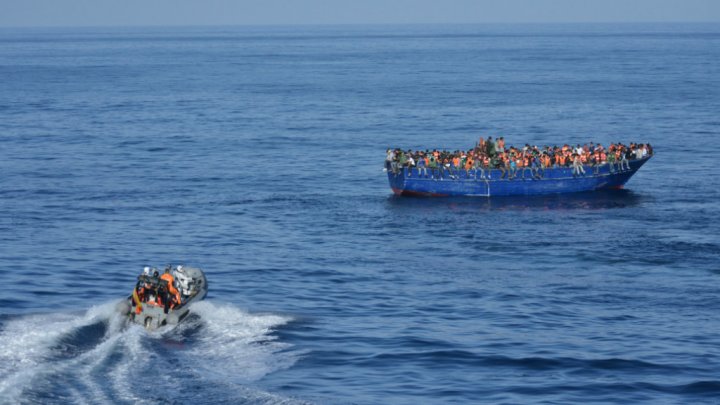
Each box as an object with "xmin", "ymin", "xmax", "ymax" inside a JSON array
[
  {"xmin": 385, "ymin": 149, "xmax": 395, "ymax": 172},
  {"xmin": 477, "ymin": 136, "xmax": 485, "ymax": 152},
  {"xmin": 486, "ymin": 136, "xmax": 496, "ymax": 157}
]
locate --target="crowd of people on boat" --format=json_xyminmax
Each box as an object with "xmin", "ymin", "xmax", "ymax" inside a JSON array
[{"xmin": 385, "ymin": 136, "xmax": 652, "ymax": 180}]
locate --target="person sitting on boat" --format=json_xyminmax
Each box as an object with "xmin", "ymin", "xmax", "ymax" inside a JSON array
[
  {"xmin": 406, "ymin": 153, "xmax": 416, "ymax": 177},
  {"xmin": 140, "ymin": 267, "xmax": 157, "ymax": 294},
  {"xmin": 482, "ymin": 154, "xmax": 491, "ymax": 178},
  {"xmin": 530, "ymin": 154, "xmax": 543, "ymax": 179},
  {"xmin": 492, "ymin": 155, "xmax": 504, "ymax": 179},
  {"xmin": 397, "ymin": 150, "xmax": 408, "ymax": 174},
  {"xmin": 385, "ymin": 149, "xmax": 396, "ymax": 173},
  {"xmin": 416, "ymin": 152, "xmax": 428, "ymax": 177},
  {"xmin": 541, "ymin": 152, "xmax": 552, "ymax": 170},
  {"xmin": 572, "ymin": 154, "xmax": 586, "ymax": 176},
  {"xmin": 147, "ymin": 269, "xmax": 162, "ymax": 302},
  {"xmin": 635, "ymin": 144, "xmax": 647, "ymax": 160},
  {"xmin": 508, "ymin": 155, "xmax": 517, "ymax": 180},
  {"xmin": 471, "ymin": 154, "xmax": 484, "ymax": 179},
  {"xmin": 160, "ymin": 267, "xmax": 182, "ymax": 313},
  {"xmin": 621, "ymin": 148, "xmax": 632, "ymax": 170},
  {"xmin": 450, "ymin": 155, "xmax": 462, "ymax": 179},
  {"xmin": 428, "ymin": 155, "xmax": 438, "ymax": 179},
  {"xmin": 607, "ymin": 150, "xmax": 617, "ymax": 172},
  {"xmin": 132, "ymin": 267, "xmax": 159, "ymax": 312}
]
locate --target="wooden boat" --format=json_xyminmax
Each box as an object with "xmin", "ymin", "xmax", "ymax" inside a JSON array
[{"xmin": 387, "ymin": 156, "xmax": 652, "ymax": 197}]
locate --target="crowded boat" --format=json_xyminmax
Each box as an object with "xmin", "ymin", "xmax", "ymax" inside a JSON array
[{"xmin": 385, "ymin": 136, "xmax": 653, "ymax": 180}]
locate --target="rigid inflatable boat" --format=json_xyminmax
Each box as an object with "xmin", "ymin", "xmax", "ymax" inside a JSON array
[{"xmin": 118, "ymin": 265, "xmax": 208, "ymax": 330}]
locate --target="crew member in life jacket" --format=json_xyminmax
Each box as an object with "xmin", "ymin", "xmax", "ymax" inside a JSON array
[
  {"xmin": 160, "ymin": 266, "xmax": 182, "ymax": 313},
  {"xmin": 133, "ymin": 267, "xmax": 158, "ymax": 314}
]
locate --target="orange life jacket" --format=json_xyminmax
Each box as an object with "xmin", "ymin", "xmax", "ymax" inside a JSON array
[{"xmin": 160, "ymin": 273, "xmax": 181, "ymax": 305}]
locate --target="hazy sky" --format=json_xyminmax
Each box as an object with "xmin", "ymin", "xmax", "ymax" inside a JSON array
[{"xmin": 2, "ymin": 0, "xmax": 719, "ymax": 27}]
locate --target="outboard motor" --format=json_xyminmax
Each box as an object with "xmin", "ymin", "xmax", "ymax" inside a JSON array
[{"xmin": 173, "ymin": 266, "xmax": 193, "ymax": 296}]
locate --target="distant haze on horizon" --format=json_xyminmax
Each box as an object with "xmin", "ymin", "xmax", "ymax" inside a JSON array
[{"xmin": 1, "ymin": 0, "xmax": 719, "ymax": 28}]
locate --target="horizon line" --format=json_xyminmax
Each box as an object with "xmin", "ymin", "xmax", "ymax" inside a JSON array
[{"xmin": 2, "ymin": 20, "xmax": 720, "ymax": 30}]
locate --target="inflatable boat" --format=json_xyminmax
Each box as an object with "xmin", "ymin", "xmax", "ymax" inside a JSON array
[{"xmin": 118, "ymin": 265, "xmax": 208, "ymax": 330}]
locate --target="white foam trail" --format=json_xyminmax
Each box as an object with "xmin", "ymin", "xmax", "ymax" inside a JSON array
[
  {"xmin": 0, "ymin": 312, "xmax": 76, "ymax": 402},
  {"xmin": 75, "ymin": 329, "xmax": 127, "ymax": 404},
  {"xmin": 0, "ymin": 300, "xmax": 305, "ymax": 404},
  {"xmin": 107, "ymin": 326, "xmax": 149, "ymax": 404},
  {"xmin": 182, "ymin": 300, "xmax": 300, "ymax": 383},
  {"xmin": 0, "ymin": 301, "xmax": 125, "ymax": 404}
]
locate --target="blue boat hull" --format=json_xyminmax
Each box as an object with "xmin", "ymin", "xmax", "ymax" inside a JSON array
[{"xmin": 388, "ymin": 157, "xmax": 651, "ymax": 197}]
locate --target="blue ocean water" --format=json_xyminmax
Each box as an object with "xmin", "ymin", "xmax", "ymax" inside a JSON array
[{"xmin": 1, "ymin": 23, "xmax": 720, "ymax": 404}]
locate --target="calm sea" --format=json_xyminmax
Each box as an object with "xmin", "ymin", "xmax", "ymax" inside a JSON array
[{"xmin": 1, "ymin": 23, "xmax": 719, "ymax": 404}]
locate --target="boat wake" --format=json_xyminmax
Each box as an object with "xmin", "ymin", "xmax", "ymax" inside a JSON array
[{"xmin": 0, "ymin": 301, "xmax": 302, "ymax": 404}]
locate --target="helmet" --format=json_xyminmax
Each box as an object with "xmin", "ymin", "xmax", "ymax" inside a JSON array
[{"xmin": 143, "ymin": 267, "xmax": 150, "ymax": 275}]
